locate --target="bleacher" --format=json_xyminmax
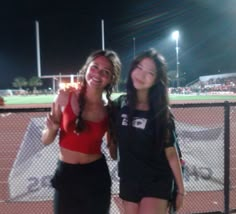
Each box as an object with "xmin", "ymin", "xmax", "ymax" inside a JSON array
[{"xmin": 170, "ymin": 73, "xmax": 236, "ymax": 94}]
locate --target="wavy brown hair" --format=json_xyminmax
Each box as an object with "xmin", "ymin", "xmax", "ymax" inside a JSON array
[{"xmin": 75, "ymin": 49, "xmax": 121, "ymax": 133}]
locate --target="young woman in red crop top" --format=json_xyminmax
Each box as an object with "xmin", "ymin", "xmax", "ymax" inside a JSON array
[{"xmin": 41, "ymin": 49, "xmax": 121, "ymax": 214}]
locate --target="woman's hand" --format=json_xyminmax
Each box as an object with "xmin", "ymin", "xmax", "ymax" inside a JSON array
[
  {"xmin": 42, "ymin": 102, "xmax": 61, "ymax": 145},
  {"xmin": 46, "ymin": 102, "xmax": 60, "ymax": 131},
  {"xmin": 175, "ymin": 192, "xmax": 185, "ymax": 211}
]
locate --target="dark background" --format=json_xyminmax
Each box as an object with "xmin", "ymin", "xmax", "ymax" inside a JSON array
[{"xmin": 0, "ymin": 0, "xmax": 236, "ymax": 89}]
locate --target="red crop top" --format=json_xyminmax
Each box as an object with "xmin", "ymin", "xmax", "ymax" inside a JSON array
[{"xmin": 59, "ymin": 93, "xmax": 109, "ymax": 154}]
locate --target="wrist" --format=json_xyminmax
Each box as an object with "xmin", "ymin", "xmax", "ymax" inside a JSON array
[
  {"xmin": 47, "ymin": 127, "xmax": 59, "ymax": 133},
  {"xmin": 177, "ymin": 191, "xmax": 186, "ymax": 196}
]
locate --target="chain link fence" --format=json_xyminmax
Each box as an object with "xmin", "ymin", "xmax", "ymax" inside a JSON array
[{"xmin": 0, "ymin": 102, "xmax": 236, "ymax": 214}]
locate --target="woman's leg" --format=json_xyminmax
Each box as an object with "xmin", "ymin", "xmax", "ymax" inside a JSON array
[
  {"xmin": 53, "ymin": 190, "xmax": 62, "ymax": 214},
  {"xmin": 88, "ymin": 192, "xmax": 111, "ymax": 214},
  {"xmin": 85, "ymin": 156, "xmax": 111, "ymax": 214},
  {"xmin": 139, "ymin": 197, "xmax": 168, "ymax": 214},
  {"xmin": 122, "ymin": 200, "xmax": 139, "ymax": 214},
  {"xmin": 53, "ymin": 189, "xmax": 77, "ymax": 214}
]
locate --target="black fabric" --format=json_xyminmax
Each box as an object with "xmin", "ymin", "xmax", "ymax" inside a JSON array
[
  {"xmin": 114, "ymin": 97, "xmax": 175, "ymax": 202},
  {"xmin": 51, "ymin": 156, "xmax": 111, "ymax": 214},
  {"xmin": 168, "ymin": 126, "xmax": 185, "ymax": 214},
  {"xmin": 114, "ymin": 95, "xmax": 185, "ymax": 207},
  {"xmin": 119, "ymin": 177, "xmax": 173, "ymax": 203},
  {"xmin": 116, "ymin": 104, "xmax": 175, "ymax": 181}
]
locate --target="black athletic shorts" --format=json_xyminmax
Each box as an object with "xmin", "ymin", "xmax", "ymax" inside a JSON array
[
  {"xmin": 51, "ymin": 155, "xmax": 111, "ymax": 214},
  {"xmin": 119, "ymin": 177, "xmax": 173, "ymax": 203}
]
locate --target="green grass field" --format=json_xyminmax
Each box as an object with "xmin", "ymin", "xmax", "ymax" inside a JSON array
[{"xmin": 2, "ymin": 93, "xmax": 235, "ymax": 105}]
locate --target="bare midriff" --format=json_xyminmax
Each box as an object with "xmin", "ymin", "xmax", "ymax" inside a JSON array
[{"xmin": 59, "ymin": 147, "xmax": 102, "ymax": 164}]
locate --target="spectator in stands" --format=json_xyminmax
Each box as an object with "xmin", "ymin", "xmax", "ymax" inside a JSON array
[
  {"xmin": 108, "ymin": 48, "xmax": 185, "ymax": 214},
  {"xmin": 41, "ymin": 49, "xmax": 121, "ymax": 214}
]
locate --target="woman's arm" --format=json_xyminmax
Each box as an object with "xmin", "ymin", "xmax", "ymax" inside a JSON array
[
  {"xmin": 106, "ymin": 131, "xmax": 117, "ymax": 160},
  {"xmin": 105, "ymin": 97, "xmax": 122, "ymax": 161},
  {"xmin": 165, "ymin": 146, "xmax": 185, "ymax": 211}
]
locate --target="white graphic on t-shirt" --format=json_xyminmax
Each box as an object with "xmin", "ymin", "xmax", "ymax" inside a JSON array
[{"xmin": 121, "ymin": 114, "xmax": 147, "ymax": 129}]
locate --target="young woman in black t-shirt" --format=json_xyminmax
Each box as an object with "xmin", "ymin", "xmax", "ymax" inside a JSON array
[{"xmin": 109, "ymin": 48, "xmax": 185, "ymax": 214}]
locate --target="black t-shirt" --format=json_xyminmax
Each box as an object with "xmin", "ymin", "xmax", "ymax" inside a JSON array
[{"xmin": 115, "ymin": 101, "xmax": 176, "ymax": 182}]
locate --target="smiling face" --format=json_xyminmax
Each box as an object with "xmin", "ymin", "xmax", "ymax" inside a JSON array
[
  {"xmin": 85, "ymin": 56, "xmax": 113, "ymax": 90},
  {"xmin": 131, "ymin": 57, "xmax": 157, "ymax": 92}
]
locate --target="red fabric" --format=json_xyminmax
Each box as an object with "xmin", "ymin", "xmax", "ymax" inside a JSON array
[{"xmin": 59, "ymin": 94, "xmax": 108, "ymax": 154}]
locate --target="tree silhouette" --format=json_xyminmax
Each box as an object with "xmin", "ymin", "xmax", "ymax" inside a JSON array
[
  {"xmin": 12, "ymin": 77, "xmax": 28, "ymax": 90},
  {"xmin": 28, "ymin": 76, "xmax": 43, "ymax": 93}
]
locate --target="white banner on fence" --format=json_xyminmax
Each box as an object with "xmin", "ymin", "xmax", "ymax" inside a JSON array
[
  {"xmin": 176, "ymin": 122, "xmax": 224, "ymax": 192},
  {"xmin": 8, "ymin": 117, "xmax": 224, "ymax": 201}
]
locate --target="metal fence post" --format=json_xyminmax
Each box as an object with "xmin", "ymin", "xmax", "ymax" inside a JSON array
[{"xmin": 224, "ymin": 101, "xmax": 230, "ymax": 214}]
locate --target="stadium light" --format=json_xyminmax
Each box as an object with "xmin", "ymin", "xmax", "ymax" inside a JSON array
[{"xmin": 172, "ymin": 30, "xmax": 180, "ymax": 87}]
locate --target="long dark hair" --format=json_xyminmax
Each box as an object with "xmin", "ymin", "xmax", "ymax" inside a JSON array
[
  {"xmin": 75, "ymin": 49, "xmax": 121, "ymax": 133},
  {"xmin": 126, "ymin": 48, "xmax": 171, "ymax": 149}
]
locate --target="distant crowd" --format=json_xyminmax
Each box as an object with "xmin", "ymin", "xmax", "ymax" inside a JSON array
[{"xmin": 169, "ymin": 76, "xmax": 236, "ymax": 94}]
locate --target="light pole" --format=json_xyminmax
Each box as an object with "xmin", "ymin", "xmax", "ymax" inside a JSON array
[
  {"xmin": 133, "ymin": 37, "xmax": 136, "ymax": 58},
  {"xmin": 172, "ymin": 30, "xmax": 180, "ymax": 87}
]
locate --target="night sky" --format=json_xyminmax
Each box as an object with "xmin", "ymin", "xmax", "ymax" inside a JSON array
[{"xmin": 0, "ymin": 0, "xmax": 236, "ymax": 89}]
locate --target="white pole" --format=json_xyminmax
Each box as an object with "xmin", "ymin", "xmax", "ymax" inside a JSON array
[
  {"xmin": 35, "ymin": 20, "xmax": 42, "ymax": 77},
  {"xmin": 70, "ymin": 74, "xmax": 74, "ymax": 83},
  {"xmin": 59, "ymin": 73, "xmax": 62, "ymax": 84},
  {"xmin": 175, "ymin": 35, "xmax": 180, "ymax": 87},
  {"xmin": 172, "ymin": 31, "xmax": 180, "ymax": 87},
  {"xmin": 52, "ymin": 78, "xmax": 55, "ymax": 93},
  {"xmin": 101, "ymin": 19, "xmax": 105, "ymax": 50}
]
